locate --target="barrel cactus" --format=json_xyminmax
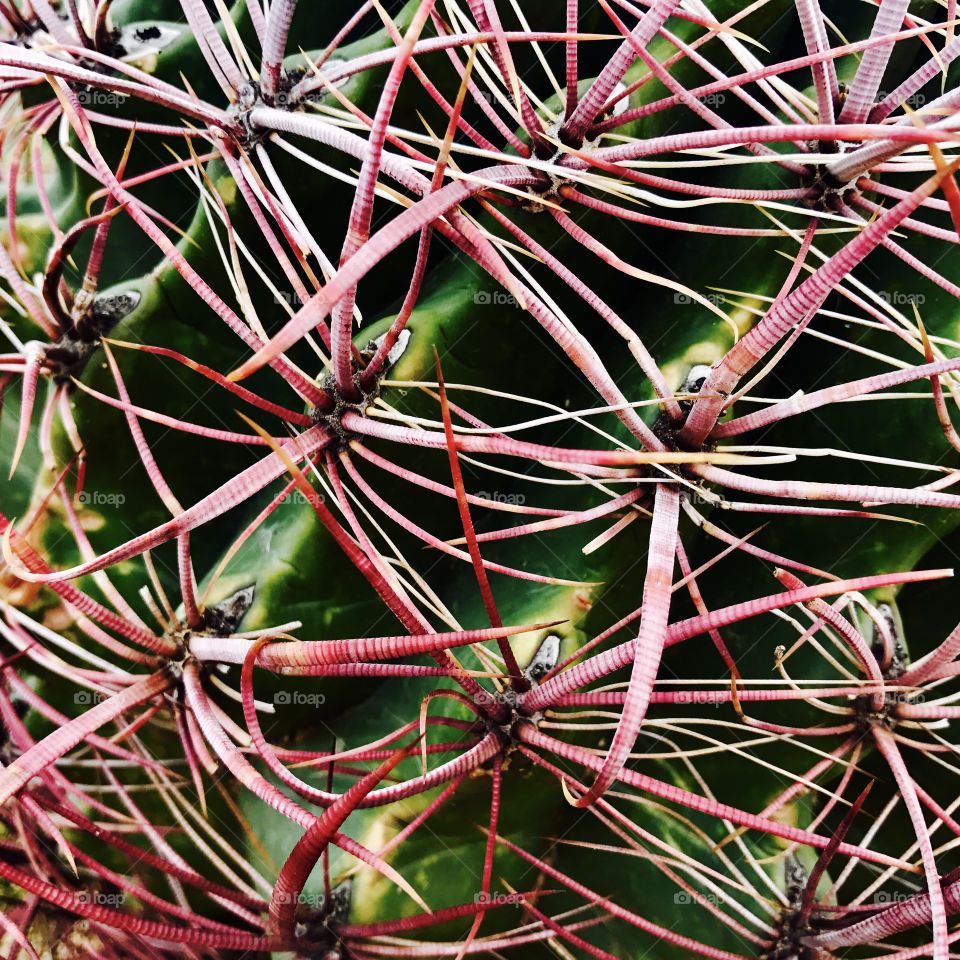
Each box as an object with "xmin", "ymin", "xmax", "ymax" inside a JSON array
[{"xmin": 1, "ymin": 0, "xmax": 960, "ymax": 957}]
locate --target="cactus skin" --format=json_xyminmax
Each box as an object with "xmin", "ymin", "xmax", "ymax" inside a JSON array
[{"xmin": 1, "ymin": 2, "xmax": 960, "ymax": 958}]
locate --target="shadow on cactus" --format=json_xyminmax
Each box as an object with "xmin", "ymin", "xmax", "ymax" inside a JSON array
[{"xmin": 1, "ymin": 0, "xmax": 960, "ymax": 957}]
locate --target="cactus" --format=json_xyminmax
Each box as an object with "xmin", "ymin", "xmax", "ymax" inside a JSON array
[{"xmin": 1, "ymin": 1, "xmax": 960, "ymax": 957}]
